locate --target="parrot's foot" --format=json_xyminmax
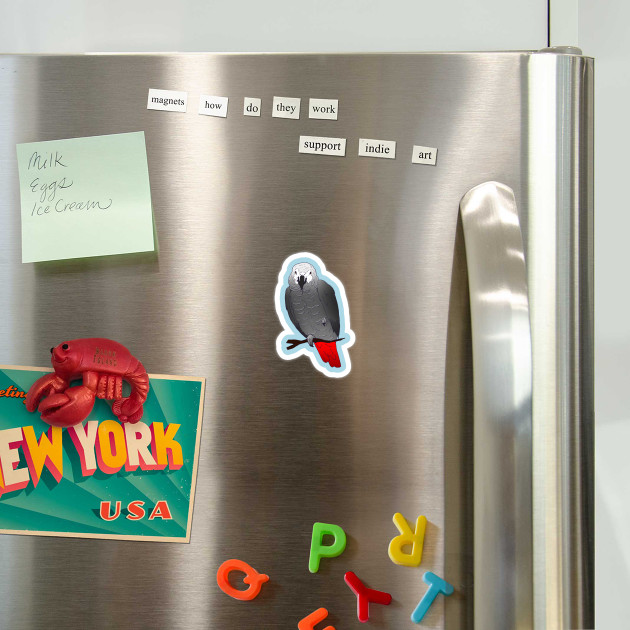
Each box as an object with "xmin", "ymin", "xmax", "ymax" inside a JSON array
[{"xmin": 307, "ymin": 335, "xmax": 314, "ymax": 347}]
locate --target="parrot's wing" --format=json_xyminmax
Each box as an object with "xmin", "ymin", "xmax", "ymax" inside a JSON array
[
  {"xmin": 318, "ymin": 280, "xmax": 341, "ymax": 337},
  {"xmin": 285, "ymin": 287, "xmax": 307, "ymax": 337}
]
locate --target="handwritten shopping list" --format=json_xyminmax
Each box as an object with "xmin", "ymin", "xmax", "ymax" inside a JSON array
[{"xmin": 16, "ymin": 132, "xmax": 155, "ymax": 263}]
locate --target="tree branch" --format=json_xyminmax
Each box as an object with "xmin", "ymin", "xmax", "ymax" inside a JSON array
[{"xmin": 286, "ymin": 337, "xmax": 345, "ymax": 351}]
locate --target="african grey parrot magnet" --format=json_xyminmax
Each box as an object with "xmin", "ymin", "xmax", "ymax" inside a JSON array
[{"xmin": 275, "ymin": 253, "xmax": 355, "ymax": 377}]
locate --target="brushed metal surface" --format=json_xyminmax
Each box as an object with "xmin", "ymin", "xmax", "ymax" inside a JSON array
[
  {"xmin": 460, "ymin": 182, "xmax": 533, "ymax": 630},
  {"xmin": 527, "ymin": 53, "xmax": 595, "ymax": 629},
  {"xmin": 0, "ymin": 52, "xmax": 592, "ymax": 629}
]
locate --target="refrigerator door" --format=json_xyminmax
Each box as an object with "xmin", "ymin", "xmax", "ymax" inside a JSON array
[{"xmin": 0, "ymin": 52, "xmax": 593, "ymax": 629}]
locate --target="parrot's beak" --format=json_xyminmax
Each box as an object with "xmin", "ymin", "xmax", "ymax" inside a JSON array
[{"xmin": 298, "ymin": 275, "xmax": 306, "ymax": 289}]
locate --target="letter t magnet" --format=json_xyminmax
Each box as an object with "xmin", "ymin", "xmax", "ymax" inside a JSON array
[
  {"xmin": 411, "ymin": 572, "xmax": 454, "ymax": 624},
  {"xmin": 388, "ymin": 512, "xmax": 427, "ymax": 566}
]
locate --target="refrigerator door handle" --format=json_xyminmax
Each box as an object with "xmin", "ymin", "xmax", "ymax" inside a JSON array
[{"xmin": 460, "ymin": 181, "xmax": 533, "ymax": 629}]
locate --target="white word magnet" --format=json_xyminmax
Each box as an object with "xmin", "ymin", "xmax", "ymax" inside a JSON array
[
  {"xmin": 147, "ymin": 89, "xmax": 188, "ymax": 113},
  {"xmin": 299, "ymin": 136, "xmax": 346, "ymax": 157},
  {"xmin": 358, "ymin": 138, "xmax": 396, "ymax": 159},
  {"xmin": 309, "ymin": 99, "xmax": 338, "ymax": 120},
  {"xmin": 243, "ymin": 97, "xmax": 261, "ymax": 116},
  {"xmin": 272, "ymin": 96, "xmax": 301, "ymax": 119},
  {"xmin": 198, "ymin": 95, "xmax": 229, "ymax": 118},
  {"xmin": 412, "ymin": 145, "xmax": 438, "ymax": 165}
]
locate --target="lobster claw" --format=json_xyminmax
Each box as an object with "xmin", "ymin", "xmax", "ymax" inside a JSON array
[
  {"xmin": 37, "ymin": 386, "xmax": 96, "ymax": 428},
  {"xmin": 25, "ymin": 373, "xmax": 67, "ymax": 413}
]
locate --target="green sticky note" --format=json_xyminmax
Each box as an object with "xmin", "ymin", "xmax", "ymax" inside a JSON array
[{"xmin": 17, "ymin": 131, "xmax": 155, "ymax": 263}]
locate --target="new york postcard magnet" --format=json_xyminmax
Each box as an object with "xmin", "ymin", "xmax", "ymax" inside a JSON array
[{"xmin": 275, "ymin": 253, "xmax": 355, "ymax": 378}]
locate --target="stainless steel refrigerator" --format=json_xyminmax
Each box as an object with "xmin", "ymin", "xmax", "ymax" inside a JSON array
[{"xmin": 0, "ymin": 50, "xmax": 593, "ymax": 629}]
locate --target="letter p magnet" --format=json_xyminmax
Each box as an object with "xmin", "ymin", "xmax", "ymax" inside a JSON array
[{"xmin": 309, "ymin": 522, "xmax": 347, "ymax": 573}]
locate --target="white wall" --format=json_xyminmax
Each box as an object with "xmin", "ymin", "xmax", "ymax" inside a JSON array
[
  {"xmin": 0, "ymin": 0, "xmax": 546, "ymax": 53},
  {"xmin": 577, "ymin": 3, "xmax": 629, "ymax": 628}
]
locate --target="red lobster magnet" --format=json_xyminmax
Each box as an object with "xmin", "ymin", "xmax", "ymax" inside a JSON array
[{"xmin": 26, "ymin": 338, "xmax": 149, "ymax": 428}]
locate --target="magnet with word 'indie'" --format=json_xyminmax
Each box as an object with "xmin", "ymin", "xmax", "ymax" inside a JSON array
[
  {"xmin": 26, "ymin": 338, "xmax": 149, "ymax": 428},
  {"xmin": 216, "ymin": 559, "xmax": 269, "ymax": 601}
]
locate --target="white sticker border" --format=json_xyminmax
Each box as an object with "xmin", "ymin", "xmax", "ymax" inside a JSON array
[{"xmin": 274, "ymin": 252, "xmax": 356, "ymax": 378}]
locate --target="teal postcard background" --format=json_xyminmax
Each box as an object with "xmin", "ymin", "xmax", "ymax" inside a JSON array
[{"xmin": 0, "ymin": 367, "xmax": 204, "ymax": 542}]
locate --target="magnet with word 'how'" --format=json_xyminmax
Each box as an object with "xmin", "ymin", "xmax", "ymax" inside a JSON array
[{"xmin": 216, "ymin": 559, "xmax": 269, "ymax": 601}]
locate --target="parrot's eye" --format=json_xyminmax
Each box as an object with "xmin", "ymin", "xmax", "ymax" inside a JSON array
[{"xmin": 62, "ymin": 344, "xmax": 69, "ymax": 350}]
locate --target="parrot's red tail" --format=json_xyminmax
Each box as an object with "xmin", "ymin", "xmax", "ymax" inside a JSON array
[{"xmin": 315, "ymin": 341, "xmax": 341, "ymax": 368}]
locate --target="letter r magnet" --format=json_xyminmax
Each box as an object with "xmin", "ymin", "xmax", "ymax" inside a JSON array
[{"xmin": 388, "ymin": 512, "xmax": 427, "ymax": 566}]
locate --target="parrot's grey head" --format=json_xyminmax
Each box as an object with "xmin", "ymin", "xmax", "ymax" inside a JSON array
[{"xmin": 289, "ymin": 262, "xmax": 318, "ymax": 291}]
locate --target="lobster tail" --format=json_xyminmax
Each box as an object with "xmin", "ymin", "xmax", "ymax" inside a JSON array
[
  {"xmin": 113, "ymin": 359, "xmax": 150, "ymax": 424},
  {"xmin": 126, "ymin": 358, "xmax": 150, "ymax": 403}
]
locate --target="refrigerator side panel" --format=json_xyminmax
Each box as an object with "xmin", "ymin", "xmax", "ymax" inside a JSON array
[{"xmin": 526, "ymin": 52, "xmax": 594, "ymax": 630}]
